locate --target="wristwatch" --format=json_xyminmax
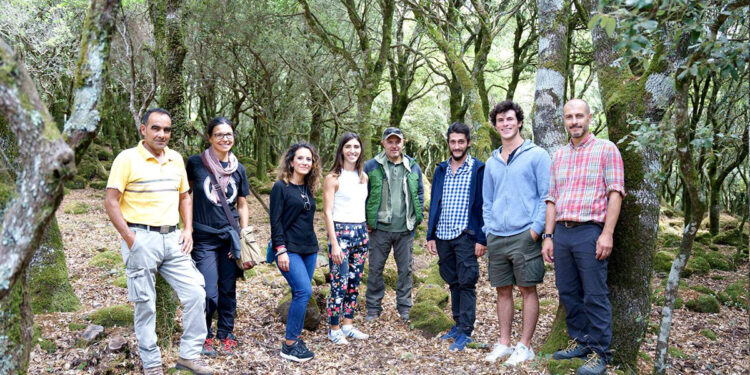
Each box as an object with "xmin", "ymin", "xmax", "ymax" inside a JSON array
[{"xmin": 541, "ymin": 233, "xmax": 554, "ymax": 240}]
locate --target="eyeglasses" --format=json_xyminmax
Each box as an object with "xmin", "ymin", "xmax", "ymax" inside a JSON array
[
  {"xmin": 213, "ymin": 133, "xmax": 234, "ymax": 140},
  {"xmin": 301, "ymin": 192, "xmax": 311, "ymax": 211}
]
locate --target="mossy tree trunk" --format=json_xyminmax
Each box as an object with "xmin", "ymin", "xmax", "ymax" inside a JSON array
[
  {"xmin": 531, "ymin": 0, "xmax": 569, "ymax": 155},
  {"xmin": 28, "ymin": 217, "xmax": 81, "ymax": 313},
  {"xmin": 0, "ymin": 270, "xmax": 32, "ymax": 375},
  {"xmin": 586, "ymin": 2, "xmax": 677, "ymax": 369},
  {"xmin": 149, "ymin": 0, "xmax": 189, "ymax": 152}
]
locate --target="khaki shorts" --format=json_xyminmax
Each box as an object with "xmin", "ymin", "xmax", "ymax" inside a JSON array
[{"xmin": 487, "ymin": 231, "xmax": 545, "ymax": 287}]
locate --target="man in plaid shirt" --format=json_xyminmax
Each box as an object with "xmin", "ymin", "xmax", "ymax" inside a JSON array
[
  {"xmin": 542, "ymin": 99, "xmax": 625, "ymax": 375},
  {"xmin": 426, "ymin": 122, "xmax": 486, "ymax": 352}
]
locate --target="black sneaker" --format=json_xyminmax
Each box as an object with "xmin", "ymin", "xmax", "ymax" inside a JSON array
[
  {"xmin": 553, "ymin": 339, "xmax": 591, "ymax": 360},
  {"xmin": 280, "ymin": 340, "xmax": 314, "ymax": 362}
]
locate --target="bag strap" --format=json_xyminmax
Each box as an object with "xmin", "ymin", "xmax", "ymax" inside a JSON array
[{"xmin": 201, "ymin": 153, "xmax": 240, "ymax": 234}]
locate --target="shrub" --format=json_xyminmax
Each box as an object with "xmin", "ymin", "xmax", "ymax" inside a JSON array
[
  {"xmin": 64, "ymin": 202, "xmax": 90, "ymax": 215},
  {"xmin": 703, "ymin": 251, "xmax": 734, "ymax": 271},
  {"xmin": 65, "ymin": 176, "xmax": 87, "ymax": 190},
  {"xmin": 725, "ymin": 279, "xmax": 748, "ymax": 307},
  {"xmin": 681, "ymin": 256, "xmax": 710, "ymax": 278},
  {"xmin": 89, "ymin": 180, "xmax": 107, "ymax": 190},
  {"xmin": 90, "ymin": 304, "xmax": 134, "ymax": 327},
  {"xmin": 685, "ymin": 295, "xmax": 720, "ymax": 313}
]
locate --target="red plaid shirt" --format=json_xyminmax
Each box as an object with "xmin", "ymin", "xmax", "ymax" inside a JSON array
[{"xmin": 546, "ymin": 133, "xmax": 625, "ymax": 223}]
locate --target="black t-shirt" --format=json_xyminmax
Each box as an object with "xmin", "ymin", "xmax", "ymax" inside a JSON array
[
  {"xmin": 269, "ymin": 180, "xmax": 319, "ymax": 254},
  {"xmin": 186, "ymin": 154, "xmax": 250, "ymax": 230}
]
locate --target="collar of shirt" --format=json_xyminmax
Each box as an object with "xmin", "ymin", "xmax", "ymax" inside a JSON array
[
  {"xmin": 568, "ymin": 133, "xmax": 596, "ymax": 150},
  {"xmin": 447, "ymin": 156, "xmax": 473, "ymax": 177},
  {"xmin": 137, "ymin": 140, "xmax": 174, "ymax": 163}
]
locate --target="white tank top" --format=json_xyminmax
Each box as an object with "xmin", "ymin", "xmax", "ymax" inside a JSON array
[{"xmin": 332, "ymin": 169, "xmax": 368, "ymax": 223}]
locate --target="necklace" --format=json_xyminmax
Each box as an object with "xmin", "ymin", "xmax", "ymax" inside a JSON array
[{"xmin": 297, "ymin": 184, "xmax": 311, "ymax": 211}]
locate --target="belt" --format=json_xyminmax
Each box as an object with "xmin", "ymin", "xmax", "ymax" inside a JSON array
[
  {"xmin": 557, "ymin": 221, "xmax": 603, "ymax": 229},
  {"xmin": 128, "ymin": 223, "xmax": 177, "ymax": 234}
]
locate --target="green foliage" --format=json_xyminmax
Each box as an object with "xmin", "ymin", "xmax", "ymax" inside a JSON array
[
  {"xmin": 409, "ymin": 302, "xmax": 453, "ymax": 335},
  {"xmin": 681, "ymin": 256, "xmax": 710, "ymax": 278},
  {"xmin": 724, "ymin": 278, "xmax": 748, "ymax": 308},
  {"xmin": 700, "ymin": 329, "xmax": 717, "ymax": 341},
  {"xmin": 63, "ymin": 202, "xmax": 90, "ymax": 215},
  {"xmin": 685, "ymin": 295, "xmax": 720, "ymax": 313},
  {"xmin": 547, "ymin": 358, "xmax": 586, "ymax": 375},
  {"xmin": 64, "ymin": 176, "xmax": 87, "ymax": 190},
  {"xmin": 658, "ymin": 232, "xmax": 681, "ymax": 248},
  {"xmin": 89, "ymin": 180, "xmax": 107, "ymax": 190},
  {"xmin": 713, "ymin": 229, "xmax": 749, "ymax": 247},
  {"xmin": 690, "ymin": 285, "xmax": 715, "ymax": 296},
  {"xmin": 88, "ymin": 252, "xmax": 123, "ymax": 269},
  {"xmin": 654, "ymin": 251, "xmax": 675, "ymax": 273},
  {"xmin": 68, "ymin": 322, "xmax": 87, "ymax": 331},
  {"xmin": 383, "ymin": 267, "xmax": 398, "ymax": 290},
  {"xmin": 89, "ymin": 304, "xmax": 134, "ymax": 327},
  {"xmin": 414, "ymin": 284, "xmax": 449, "ymax": 309},
  {"xmin": 667, "ymin": 346, "xmax": 688, "ymax": 359},
  {"xmin": 702, "ymin": 251, "xmax": 734, "ymax": 271},
  {"xmin": 113, "ymin": 276, "xmax": 127, "ymax": 289}
]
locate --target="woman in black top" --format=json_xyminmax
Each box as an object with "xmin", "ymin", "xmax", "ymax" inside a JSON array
[
  {"xmin": 270, "ymin": 142, "xmax": 321, "ymax": 362},
  {"xmin": 186, "ymin": 117, "xmax": 250, "ymax": 356}
]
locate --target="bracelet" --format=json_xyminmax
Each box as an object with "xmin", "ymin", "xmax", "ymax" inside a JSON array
[{"xmin": 276, "ymin": 249, "xmax": 287, "ymax": 256}]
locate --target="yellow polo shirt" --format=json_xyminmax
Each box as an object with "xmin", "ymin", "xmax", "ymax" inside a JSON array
[{"xmin": 106, "ymin": 141, "xmax": 189, "ymax": 226}]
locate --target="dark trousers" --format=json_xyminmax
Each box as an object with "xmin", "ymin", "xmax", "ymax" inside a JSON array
[
  {"xmin": 436, "ymin": 234, "xmax": 478, "ymax": 336},
  {"xmin": 366, "ymin": 229, "xmax": 414, "ymax": 314},
  {"xmin": 191, "ymin": 240, "xmax": 237, "ymax": 339},
  {"xmin": 553, "ymin": 223, "xmax": 612, "ymax": 360}
]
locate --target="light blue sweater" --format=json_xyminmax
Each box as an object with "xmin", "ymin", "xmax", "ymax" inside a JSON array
[{"xmin": 482, "ymin": 140, "xmax": 551, "ymax": 237}]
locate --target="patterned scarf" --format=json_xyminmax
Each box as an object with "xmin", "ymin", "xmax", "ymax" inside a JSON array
[{"xmin": 202, "ymin": 147, "xmax": 239, "ymax": 202}]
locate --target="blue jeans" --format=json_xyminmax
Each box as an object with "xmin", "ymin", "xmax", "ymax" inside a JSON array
[
  {"xmin": 191, "ymin": 237, "xmax": 238, "ymax": 340},
  {"xmin": 553, "ymin": 223, "xmax": 611, "ymax": 360},
  {"xmin": 278, "ymin": 251, "xmax": 317, "ymax": 341},
  {"xmin": 436, "ymin": 233, "xmax": 478, "ymax": 336}
]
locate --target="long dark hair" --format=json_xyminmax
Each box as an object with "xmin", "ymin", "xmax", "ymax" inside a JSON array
[
  {"xmin": 207, "ymin": 116, "xmax": 234, "ymax": 136},
  {"xmin": 328, "ymin": 132, "xmax": 365, "ymax": 178},
  {"xmin": 277, "ymin": 142, "xmax": 322, "ymax": 194}
]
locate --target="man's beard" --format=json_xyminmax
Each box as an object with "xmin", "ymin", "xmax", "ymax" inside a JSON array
[{"xmin": 451, "ymin": 147, "xmax": 469, "ymax": 161}]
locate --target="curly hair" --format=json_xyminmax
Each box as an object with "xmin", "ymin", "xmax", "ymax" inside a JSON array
[
  {"xmin": 489, "ymin": 101, "xmax": 524, "ymax": 128},
  {"xmin": 277, "ymin": 142, "xmax": 322, "ymax": 194}
]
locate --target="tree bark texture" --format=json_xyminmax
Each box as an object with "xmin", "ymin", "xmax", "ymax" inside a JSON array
[
  {"xmin": 149, "ymin": 0, "xmax": 188, "ymax": 151},
  {"xmin": 654, "ymin": 78, "xmax": 706, "ymax": 375},
  {"xmin": 532, "ymin": 0, "xmax": 569, "ymax": 155},
  {"xmin": 28, "ymin": 217, "xmax": 80, "ymax": 313},
  {"xmin": 0, "ymin": 270, "xmax": 32, "ymax": 375}
]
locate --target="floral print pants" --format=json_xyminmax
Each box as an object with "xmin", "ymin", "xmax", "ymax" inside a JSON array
[{"xmin": 327, "ymin": 222, "xmax": 368, "ymax": 326}]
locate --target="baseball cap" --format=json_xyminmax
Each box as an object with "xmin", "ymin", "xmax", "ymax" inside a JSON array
[{"xmin": 382, "ymin": 127, "xmax": 404, "ymax": 140}]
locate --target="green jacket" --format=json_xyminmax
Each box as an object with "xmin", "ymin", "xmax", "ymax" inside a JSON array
[{"xmin": 364, "ymin": 151, "xmax": 424, "ymax": 231}]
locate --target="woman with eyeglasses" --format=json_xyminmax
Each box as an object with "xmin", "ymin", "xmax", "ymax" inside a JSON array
[
  {"xmin": 186, "ymin": 117, "xmax": 251, "ymax": 356},
  {"xmin": 322, "ymin": 133, "xmax": 370, "ymax": 345},
  {"xmin": 269, "ymin": 142, "xmax": 322, "ymax": 362}
]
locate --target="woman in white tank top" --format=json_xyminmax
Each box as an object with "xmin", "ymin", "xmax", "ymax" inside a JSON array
[{"xmin": 322, "ymin": 132, "xmax": 370, "ymax": 344}]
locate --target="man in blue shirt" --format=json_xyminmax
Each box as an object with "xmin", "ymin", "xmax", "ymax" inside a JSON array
[
  {"xmin": 482, "ymin": 101, "xmax": 551, "ymax": 366},
  {"xmin": 426, "ymin": 122, "xmax": 486, "ymax": 351}
]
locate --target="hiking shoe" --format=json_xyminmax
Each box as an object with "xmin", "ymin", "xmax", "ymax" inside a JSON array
[
  {"xmin": 448, "ymin": 332, "xmax": 473, "ymax": 351},
  {"xmin": 399, "ymin": 310, "xmax": 410, "ymax": 321},
  {"xmin": 174, "ymin": 357, "xmax": 215, "ymax": 375},
  {"xmin": 342, "ymin": 325, "xmax": 369, "ymax": 340},
  {"xmin": 440, "ymin": 326, "xmax": 460, "ymax": 341},
  {"xmin": 485, "ymin": 342, "xmax": 514, "ymax": 362},
  {"xmin": 328, "ymin": 329, "xmax": 349, "ymax": 345},
  {"xmin": 365, "ymin": 311, "xmax": 380, "ymax": 322},
  {"xmin": 143, "ymin": 366, "xmax": 163, "ymax": 375},
  {"xmin": 219, "ymin": 333, "xmax": 238, "ymax": 355},
  {"xmin": 577, "ymin": 352, "xmax": 606, "ymax": 375},
  {"xmin": 201, "ymin": 338, "xmax": 217, "ymax": 357},
  {"xmin": 280, "ymin": 340, "xmax": 314, "ymax": 362},
  {"xmin": 553, "ymin": 340, "xmax": 591, "ymax": 360},
  {"xmin": 504, "ymin": 343, "xmax": 534, "ymax": 366}
]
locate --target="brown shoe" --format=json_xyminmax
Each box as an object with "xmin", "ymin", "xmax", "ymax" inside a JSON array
[
  {"xmin": 143, "ymin": 366, "xmax": 163, "ymax": 375},
  {"xmin": 175, "ymin": 357, "xmax": 215, "ymax": 375}
]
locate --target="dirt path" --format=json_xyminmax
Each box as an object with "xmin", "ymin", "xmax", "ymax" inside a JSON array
[{"xmin": 28, "ymin": 189, "xmax": 749, "ymax": 374}]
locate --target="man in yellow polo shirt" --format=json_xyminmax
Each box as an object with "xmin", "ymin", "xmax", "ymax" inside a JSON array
[{"xmin": 104, "ymin": 108, "xmax": 215, "ymax": 375}]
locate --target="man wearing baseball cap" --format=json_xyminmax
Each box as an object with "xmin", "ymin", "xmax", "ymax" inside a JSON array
[{"xmin": 363, "ymin": 127, "xmax": 424, "ymax": 322}]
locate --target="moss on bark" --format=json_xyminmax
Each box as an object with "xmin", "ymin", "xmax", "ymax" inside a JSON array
[
  {"xmin": 28, "ymin": 217, "xmax": 81, "ymax": 313},
  {"xmin": 0, "ymin": 271, "xmax": 32, "ymax": 374},
  {"xmin": 540, "ymin": 305, "xmax": 571, "ymax": 355},
  {"xmin": 155, "ymin": 273, "xmax": 179, "ymax": 349}
]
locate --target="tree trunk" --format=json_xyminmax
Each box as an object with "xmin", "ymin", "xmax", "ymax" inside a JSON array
[
  {"xmin": 0, "ymin": 270, "xmax": 32, "ymax": 375},
  {"xmin": 149, "ymin": 0, "xmax": 188, "ymax": 151},
  {"xmin": 531, "ymin": 0, "xmax": 569, "ymax": 154},
  {"xmin": 708, "ymin": 185, "xmax": 721, "ymax": 235},
  {"xmin": 28, "ymin": 217, "xmax": 80, "ymax": 313},
  {"xmin": 654, "ymin": 76, "xmax": 706, "ymax": 375}
]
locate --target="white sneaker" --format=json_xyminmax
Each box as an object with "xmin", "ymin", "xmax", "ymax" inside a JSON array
[
  {"xmin": 328, "ymin": 329, "xmax": 349, "ymax": 345},
  {"xmin": 342, "ymin": 325, "xmax": 369, "ymax": 340},
  {"xmin": 504, "ymin": 343, "xmax": 534, "ymax": 366},
  {"xmin": 485, "ymin": 343, "xmax": 514, "ymax": 362}
]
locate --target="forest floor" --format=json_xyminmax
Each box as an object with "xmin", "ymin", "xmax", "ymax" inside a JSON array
[{"xmin": 28, "ymin": 188, "xmax": 749, "ymax": 374}]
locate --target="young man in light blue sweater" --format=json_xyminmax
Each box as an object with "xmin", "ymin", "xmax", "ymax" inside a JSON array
[{"xmin": 482, "ymin": 101, "xmax": 551, "ymax": 366}]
